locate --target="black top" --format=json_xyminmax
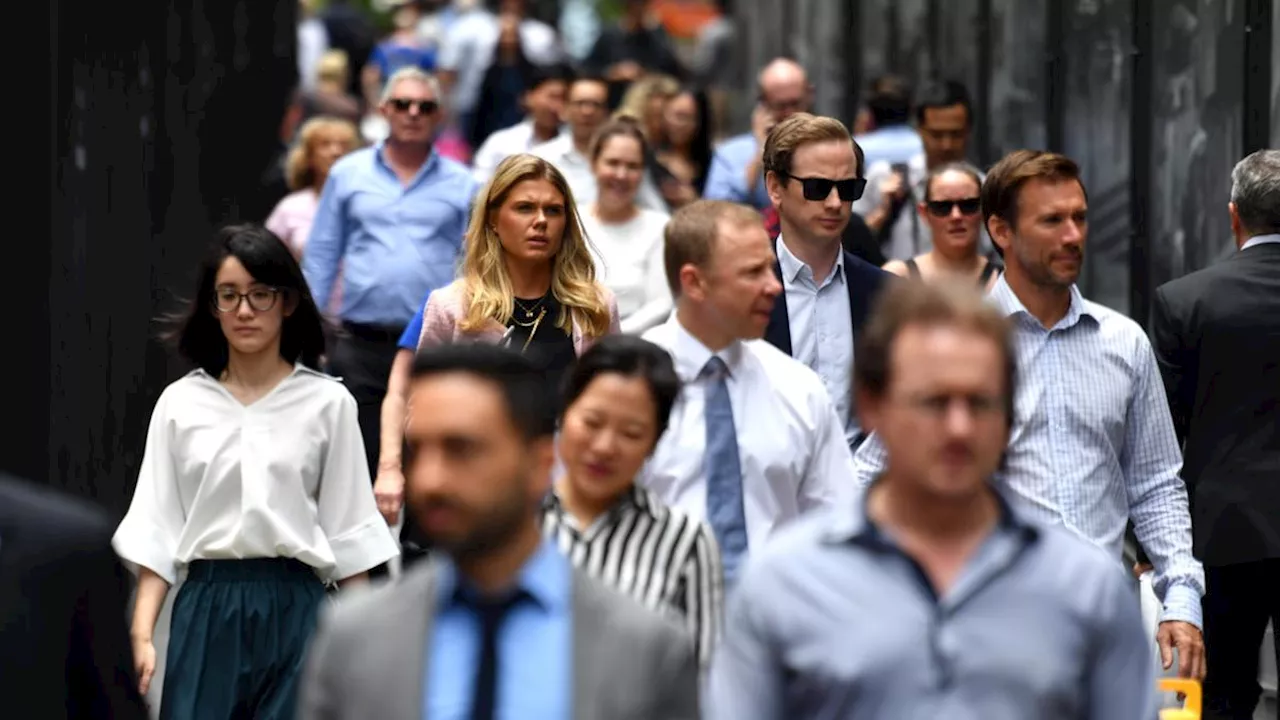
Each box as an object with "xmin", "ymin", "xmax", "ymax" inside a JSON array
[
  {"xmin": 904, "ymin": 257, "xmax": 1001, "ymax": 287},
  {"xmin": 506, "ymin": 292, "xmax": 576, "ymax": 403}
]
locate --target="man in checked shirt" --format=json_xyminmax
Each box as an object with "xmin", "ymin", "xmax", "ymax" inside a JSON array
[{"xmin": 851, "ymin": 149, "xmax": 1207, "ymax": 680}]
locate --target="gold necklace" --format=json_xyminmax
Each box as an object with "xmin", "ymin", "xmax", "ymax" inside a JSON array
[
  {"xmin": 513, "ymin": 295, "xmax": 547, "ymax": 321},
  {"xmin": 519, "ymin": 307, "xmax": 546, "ymax": 353}
]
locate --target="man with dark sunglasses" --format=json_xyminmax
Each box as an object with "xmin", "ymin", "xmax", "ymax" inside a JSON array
[
  {"xmin": 303, "ymin": 67, "xmax": 481, "ymax": 572},
  {"xmin": 762, "ymin": 113, "xmax": 892, "ymax": 450}
]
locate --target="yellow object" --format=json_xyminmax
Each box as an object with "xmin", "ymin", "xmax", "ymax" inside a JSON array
[{"xmin": 1158, "ymin": 678, "xmax": 1201, "ymax": 720}]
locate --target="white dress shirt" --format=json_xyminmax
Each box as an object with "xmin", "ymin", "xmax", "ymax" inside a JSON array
[
  {"xmin": 1241, "ymin": 232, "xmax": 1280, "ymax": 250},
  {"xmin": 112, "ymin": 365, "xmax": 399, "ymax": 584},
  {"xmin": 530, "ymin": 133, "xmax": 669, "ymax": 213},
  {"xmin": 776, "ymin": 236, "xmax": 857, "ymax": 445},
  {"xmin": 471, "ymin": 120, "xmax": 561, "ymax": 184},
  {"xmin": 581, "ymin": 208, "xmax": 672, "ymax": 334},
  {"xmin": 639, "ymin": 316, "xmax": 855, "ymax": 550}
]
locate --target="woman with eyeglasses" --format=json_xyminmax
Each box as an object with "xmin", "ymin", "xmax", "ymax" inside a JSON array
[
  {"xmin": 113, "ymin": 225, "xmax": 398, "ymax": 720},
  {"xmin": 882, "ymin": 162, "xmax": 1001, "ymax": 289},
  {"xmin": 542, "ymin": 334, "xmax": 723, "ymax": 672}
]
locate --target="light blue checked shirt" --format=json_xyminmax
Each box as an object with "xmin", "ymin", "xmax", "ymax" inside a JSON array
[{"xmin": 850, "ymin": 275, "xmax": 1205, "ymax": 627}]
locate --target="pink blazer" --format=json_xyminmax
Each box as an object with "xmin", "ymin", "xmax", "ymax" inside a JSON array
[{"xmin": 417, "ymin": 280, "xmax": 621, "ymax": 355}]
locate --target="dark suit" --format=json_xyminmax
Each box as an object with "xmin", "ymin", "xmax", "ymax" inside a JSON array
[
  {"xmin": 1150, "ymin": 238, "xmax": 1280, "ymax": 719},
  {"xmin": 0, "ymin": 474, "xmax": 147, "ymax": 720}
]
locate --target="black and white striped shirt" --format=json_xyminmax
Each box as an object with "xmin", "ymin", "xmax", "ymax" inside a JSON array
[{"xmin": 541, "ymin": 485, "xmax": 724, "ymax": 668}]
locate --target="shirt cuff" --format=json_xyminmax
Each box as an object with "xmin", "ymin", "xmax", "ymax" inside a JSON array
[
  {"xmin": 327, "ymin": 515, "xmax": 401, "ymax": 581},
  {"xmin": 1159, "ymin": 583, "xmax": 1203, "ymax": 629},
  {"xmin": 111, "ymin": 522, "xmax": 179, "ymax": 585}
]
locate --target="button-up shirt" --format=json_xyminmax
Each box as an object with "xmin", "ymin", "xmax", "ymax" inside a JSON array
[
  {"xmin": 530, "ymin": 133, "xmax": 667, "ymax": 212},
  {"xmin": 853, "ymin": 123, "xmax": 925, "ymax": 170},
  {"xmin": 776, "ymin": 237, "xmax": 857, "ymax": 445},
  {"xmin": 301, "ymin": 145, "xmax": 479, "ymax": 327},
  {"xmin": 851, "ymin": 276, "xmax": 1206, "ymax": 626},
  {"xmin": 702, "ymin": 133, "xmax": 770, "ymax": 210},
  {"xmin": 639, "ymin": 316, "xmax": 854, "ymax": 551},
  {"xmin": 707, "ymin": 490, "xmax": 1156, "ymax": 719},
  {"xmin": 470, "ymin": 119, "xmax": 562, "ymax": 184},
  {"xmin": 425, "ymin": 538, "xmax": 571, "ymax": 719}
]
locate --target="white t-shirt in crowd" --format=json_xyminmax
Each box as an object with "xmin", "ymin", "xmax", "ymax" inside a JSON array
[{"xmin": 581, "ymin": 207, "xmax": 672, "ymax": 335}]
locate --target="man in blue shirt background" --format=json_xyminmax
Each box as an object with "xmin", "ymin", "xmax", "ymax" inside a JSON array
[{"xmin": 303, "ymin": 66, "xmax": 479, "ymax": 489}]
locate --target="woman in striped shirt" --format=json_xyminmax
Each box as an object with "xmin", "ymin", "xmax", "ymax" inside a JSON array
[{"xmin": 542, "ymin": 334, "xmax": 724, "ymax": 669}]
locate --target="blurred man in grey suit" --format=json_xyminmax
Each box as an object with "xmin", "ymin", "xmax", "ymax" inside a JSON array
[{"xmin": 298, "ymin": 343, "xmax": 697, "ymax": 720}]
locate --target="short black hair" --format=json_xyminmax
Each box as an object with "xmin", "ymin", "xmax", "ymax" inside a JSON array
[
  {"xmin": 914, "ymin": 79, "xmax": 972, "ymax": 127},
  {"xmin": 174, "ymin": 224, "xmax": 325, "ymax": 376},
  {"xmin": 411, "ymin": 343, "xmax": 557, "ymax": 441},
  {"xmin": 526, "ymin": 63, "xmax": 573, "ymax": 93},
  {"xmin": 568, "ymin": 72, "xmax": 609, "ymax": 96},
  {"xmin": 562, "ymin": 335, "xmax": 681, "ymax": 444},
  {"xmin": 866, "ymin": 74, "xmax": 912, "ymax": 127}
]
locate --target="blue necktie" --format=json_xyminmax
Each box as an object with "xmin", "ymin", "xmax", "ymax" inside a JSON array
[{"xmin": 702, "ymin": 356, "xmax": 748, "ymax": 586}]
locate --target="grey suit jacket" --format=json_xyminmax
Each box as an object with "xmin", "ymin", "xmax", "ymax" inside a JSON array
[{"xmin": 298, "ymin": 558, "xmax": 699, "ymax": 720}]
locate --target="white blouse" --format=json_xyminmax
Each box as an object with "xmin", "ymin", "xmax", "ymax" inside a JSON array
[
  {"xmin": 581, "ymin": 208, "xmax": 673, "ymax": 335},
  {"xmin": 112, "ymin": 365, "xmax": 399, "ymax": 584}
]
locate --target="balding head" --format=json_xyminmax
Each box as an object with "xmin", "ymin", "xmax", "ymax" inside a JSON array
[{"xmin": 757, "ymin": 58, "xmax": 811, "ymax": 120}]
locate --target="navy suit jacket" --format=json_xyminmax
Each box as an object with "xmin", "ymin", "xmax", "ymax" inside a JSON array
[{"xmin": 764, "ymin": 243, "xmax": 892, "ymax": 356}]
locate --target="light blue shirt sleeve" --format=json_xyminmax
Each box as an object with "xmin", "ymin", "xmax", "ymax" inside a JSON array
[
  {"xmin": 705, "ymin": 561, "xmax": 784, "ymax": 720},
  {"xmin": 1088, "ymin": 560, "xmax": 1159, "ymax": 720},
  {"xmin": 302, "ymin": 170, "xmax": 349, "ymax": 314},
  {"xmin": 702, "ymin": 135, "xmax": 769, "ymax": 210}
]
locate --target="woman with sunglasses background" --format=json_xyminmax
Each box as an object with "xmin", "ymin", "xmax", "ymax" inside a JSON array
[
  {"xmin": 113, "ymin": 225, "xmax": 398, "ymax": 719},
  {"xmin": 882, "ymin": 162, "xmax": 1001, "ymax": 289}
]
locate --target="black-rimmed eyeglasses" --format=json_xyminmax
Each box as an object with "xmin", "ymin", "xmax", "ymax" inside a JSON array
[{"xmin": 214, "ymin": 287, "xmax": 281, "ymax": 313}]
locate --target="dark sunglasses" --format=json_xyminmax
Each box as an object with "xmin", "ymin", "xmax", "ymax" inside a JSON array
[
  {"xmin": 926, "ymin": 197, "xmax": 982, "ymax": 217},
  {"xmin": 782, "ymin": 173, "xmax": 867, "ymax": 202},
  {"xmin": 387, "ymin": 98, "xmax": 439, "ymax": 115}
]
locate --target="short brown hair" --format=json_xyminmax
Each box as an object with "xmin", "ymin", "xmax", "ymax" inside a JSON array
[
  {"xmin": 762, "ymin": 112, "xmax": 866, "ymax": 179},
  {"xmin": 663, "ymin": 199, "xmax": 763, "ymax": 297},
  {"xmin": 855, "ymin": 279, "xmax": 1017, "ymax": 422},
  {"xmin": 981, "ymin": 150, "xmax": 1086, "ymax": 232},
  {"xmin": 588, "ymin": 117, "xmax": 649, "ymax": 165}
]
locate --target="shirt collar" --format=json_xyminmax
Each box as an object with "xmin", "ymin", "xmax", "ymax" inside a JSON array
[
  {"xmin": 987, "ymin": 273, "xmax": 1097, "ymax": 331},
  {"xmin": 669, "ymin": 315, "xmax": 746, "ymax": 382},
  {"xmin": 542, "ymin": 484, "xmax": 648, "ymax": 530},
  {"xmin": 373, "ymin": 142, "xmax": 441, "ymax": 184},
  {"xmin": 1240, "ymin": 233, "xmax": 1280, "ymax": 251},
  {"xmin": 776, "ymin": 234, "xmax": 845, "ymax": 285},
  {"xmin": 434, "ymin": 536, "xmax": 570, "ymax": 613},
  {"xmin": 821, "ymin": 478, "xmax": 1039, "ymax": 549}
]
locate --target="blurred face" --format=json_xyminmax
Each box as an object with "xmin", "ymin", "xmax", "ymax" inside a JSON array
[
  {"xmin": 493, "ymin": 179, "xmax": 566, "ymax": 264},
  {"xmin": 662, "ymin": 93, "xmax": 698, "ymax": 148},
  {"xmin": 683, "ymin": 220, "xmax": 782, "ymax": 340},
  {"xmin": 859, "ymin": 324, "xmax": 1009, "ymax": 502},
  {"xmin": 566, "ymin": 80, "xmax": 609, "ymax": 143},
  {"xmin": 405, "ymin": 373, "xmax": 553, "ymax": 559},
  {"xmin": 213, "ymin": 256, "xmax": 291, "ymax": 357},
  {"xmin": 592, "ymin": 135, "xmax": 644, "ymax": 208},
  {"xmin": 644, "ymin": 92, "xmax": 670, "ymax": 140},
  {"xmin": 558, "ymin": 373, "xmax": 658, "ymax": 509},
  {"xmin": 919, "ymin": 104, "xmax": 970, "ymax": 167},
  {"xmin": 526, "ymin": 79, "xmax": 566, "ymax": 132},
  {"xmin": 991, "ymin": 178, "xmax": 1088, "ymax": 290},
  {"xmin": 309, "ymin": 127, "xmax": 356, "ymax": 182},
  {"xmin": 380, "ymin": 78, "xmax": 440, "ymax": 146},
  {"xmin": 759, "ymin": 77, "xmax": 810, "ymax": 121},
  {"xmin": 767, "ymin": 139, "xmax": 857, "ymax": 245},
  {"xmin": 919, "ymin": 170, "xmax": 983, "ymax": 257}
]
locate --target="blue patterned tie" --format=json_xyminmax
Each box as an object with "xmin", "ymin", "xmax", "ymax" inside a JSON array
[{"xmin": 702, "ymin": 356, "xmax": 748, "ymax": 586}]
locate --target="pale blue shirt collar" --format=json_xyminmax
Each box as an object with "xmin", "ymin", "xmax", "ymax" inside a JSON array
[
  {"xmin": 433, "ymin": 536, "xmax": 570, "ymax": 613},
  {"xmin": 776, "ymin": 234, "xmax": 846, "ymax": 286},
  {"xmin": 987, "ymin": 273, "xmax": 1097, "ymax": 331},
  {"xmin": 670, "ymin": 315, "xmax": 746, "ymax": 382},
  {"xmin": 1240, "ymin": 233, "xmax": 1280, "ymax": 251}
]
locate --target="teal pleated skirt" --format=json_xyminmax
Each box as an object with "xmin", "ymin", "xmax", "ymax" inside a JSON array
[{"xmin": 160, "ymin": 558, "xmax": 326, "ymax": 720}]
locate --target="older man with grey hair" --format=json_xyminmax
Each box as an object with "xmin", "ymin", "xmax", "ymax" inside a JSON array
[
  {"xmin": 1150, "ymin": 148, "xmax": 1280, "ymax": 720},
  {"xmin": 303, "ymin": 67, "xmax": 480, "ymax": 559}
]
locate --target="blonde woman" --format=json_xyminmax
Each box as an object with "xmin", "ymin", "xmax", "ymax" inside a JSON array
[
  {"xmin": 370, "ymin": 153, "xmax": 619, "ymax": 533},
  {"xmin": 615, "ymin": 73, "xmax": 679, "ymax": 144},
  {"xmin": 265, "ymin": 116, "xmax": 361, "ymax": 259}
]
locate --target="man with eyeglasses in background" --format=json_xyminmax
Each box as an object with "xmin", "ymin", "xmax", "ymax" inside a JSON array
[
  {"xmin": 531, "ymin": 73, "xmax": 667, "ymax": 210},
  {"xmin": 761, "ymin": 113, "xmax": 892, "ymax": 450},
  {"xmin": 303, "ymin": 67, "xmax": 480, "ymax": 557}
]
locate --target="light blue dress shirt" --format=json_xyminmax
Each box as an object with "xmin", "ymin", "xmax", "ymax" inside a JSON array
[
  {"xmin": 853, "ymin": 123, "xmax": 925, "ymax": 170},
  {"xmin": 425, "ymin": 538, "xmax": 572, "ymax": 719},
  {"xmin": 702, "ymin": 134, "xmax": 771, "ymax": 210},
  {"xmin": 302, "ymin": 145, "xmax": 479, "ymax": 327},
  {"xmin": 776, "ymin": 238, "xmax": 857, "ymax": 446},
  {"xmin": 851, "ymin": 276, "xmax": 1205, "ymax": 627},
  {"xmin": 708, "ymin": 490, "xmax": 1156, "ymax": 719}
]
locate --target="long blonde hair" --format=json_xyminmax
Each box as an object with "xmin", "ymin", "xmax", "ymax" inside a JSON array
[{"xmin": 459, "ymin": 154, "xmax": 612, "ymax": 337}]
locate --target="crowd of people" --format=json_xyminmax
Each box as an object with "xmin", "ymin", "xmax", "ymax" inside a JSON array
[{"xmin": 4, "ymin": 2, "xmax": 1278, "ymax": 719}]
